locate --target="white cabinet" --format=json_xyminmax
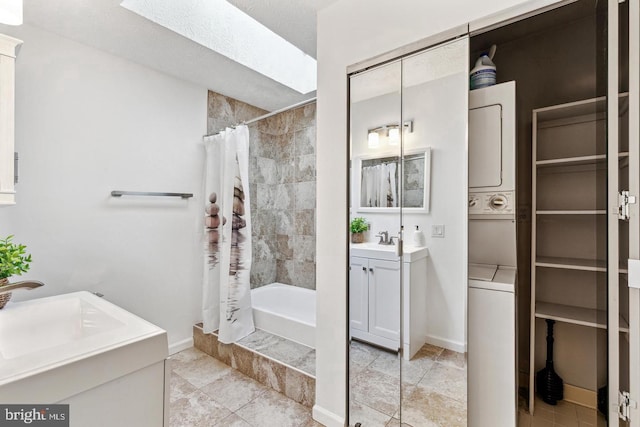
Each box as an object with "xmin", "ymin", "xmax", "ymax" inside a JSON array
[
  {"xmin": 0, "ymin": 34, "xmax": 22, "ymax": 206},
  {"xmin": 351, "ymin": 257, "xmax": 401, "ymax": 346},
  {"xmin": 349, "ymin": 247, "xmax": 428, "ymax": 360}
]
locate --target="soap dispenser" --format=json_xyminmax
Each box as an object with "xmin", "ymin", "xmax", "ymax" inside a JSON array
[{"xmin": 413, "ymin": 225, "xmax": 426, "ymax": 247}]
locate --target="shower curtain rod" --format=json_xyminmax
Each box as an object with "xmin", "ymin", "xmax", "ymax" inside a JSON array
[{"xmin": 203, "ymin": 96, "xmax": 317, "ymax": 138}]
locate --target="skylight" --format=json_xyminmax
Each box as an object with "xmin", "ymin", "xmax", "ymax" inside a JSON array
[{"xmin": 120, "ymin": 0, "xmax": 317, "ymax": 94}]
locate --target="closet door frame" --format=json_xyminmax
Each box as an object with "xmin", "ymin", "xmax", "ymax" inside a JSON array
[
  {"xmin": 607, "ymin": 0, "xmax": 640, "ymax": 425},
  {"xmin": 608, "ymin": 0, "xmax": 621, "ymax": 424},
  {"xmin": 626, "ymin": 0, "xmax": 639, "ymax": 426}
]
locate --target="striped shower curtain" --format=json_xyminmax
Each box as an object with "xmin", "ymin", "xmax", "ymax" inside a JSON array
[{"xmin": 202, "ymin": 125, "xmax": 254, "ymax": 343}]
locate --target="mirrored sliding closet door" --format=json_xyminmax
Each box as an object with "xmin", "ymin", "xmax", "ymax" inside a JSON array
[
  {"xmin": 347, "ymin": 36, "xmax": 470, "ymax": 426},
  {"xmin": 348, "ymin": 59, "xmax": 404, "ymax": 425}
]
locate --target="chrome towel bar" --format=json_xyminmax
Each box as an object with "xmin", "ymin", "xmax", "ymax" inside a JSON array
[{"xmin": 111, "ymin": 191, "xmax": 193, "ymax": 199}]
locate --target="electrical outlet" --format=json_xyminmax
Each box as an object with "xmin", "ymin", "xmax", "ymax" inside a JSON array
[{"xmin": 431, "ymin": 225, "xmax": 445, "ymax": 238}]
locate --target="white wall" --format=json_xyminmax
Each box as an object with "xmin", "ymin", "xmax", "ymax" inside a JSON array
[
  {"xmin": 315, "ymin": 1, "xmax": 539, "ymax": 425},
  {"xmin": 0, "ymin": 24, "xmax": 207, "ymax": 352}
]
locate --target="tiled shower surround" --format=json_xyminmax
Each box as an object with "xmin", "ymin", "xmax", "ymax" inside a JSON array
[{"xmin": 206, "ymin": 91, "xmax": 317, "ymax": 290}]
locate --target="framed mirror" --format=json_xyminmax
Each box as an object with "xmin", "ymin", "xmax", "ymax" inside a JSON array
[{"xmin": 353, "ymin": 148, "xmax": 431, "ymax": 212}]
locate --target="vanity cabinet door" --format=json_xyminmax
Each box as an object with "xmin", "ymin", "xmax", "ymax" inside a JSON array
[
  {"xmin": 349, "ymin": 256, "xmax": 369, "ymax": 333},
  {"xmin": 0, "ymin": 34, "xmax": 22, "ymax": 206},
  {"xmin": 368, "ymin": 258, "xmax": 401, "ymax": 344}
]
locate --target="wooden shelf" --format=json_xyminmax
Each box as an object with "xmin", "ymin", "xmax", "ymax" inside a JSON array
[
  {"xmin": 535, "ymin": 302, "xmax": 629, "ymax": 332},
  {"xmin": 535, "ymin": 256, "xmax": 605, "ymax": 272},
  {"xmin": 534, "ymin": 92, "xmax": 628, "ymax": 123},
  {"xmin": 536, "ymin": 210, "xmax": 606, "ymax": 215},
  {"xmin": 535, "ymin": 256, "xmax": 628, "ymax": 273},
  {"xmin": 530, "ymin": 92, "xmax": 630, "ymax": 416},
  {"xmin": 537, "ymin": 154, "xmax": 605, "ymax": 167},
  {"xmin": 537, "ymin": 152, "xmax": 628, "ymax": 168}
]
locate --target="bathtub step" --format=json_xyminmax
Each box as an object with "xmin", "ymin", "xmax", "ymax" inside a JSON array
[{"xmin": 193, "ymin": 324, "xmax": 315, "ymax": 408}]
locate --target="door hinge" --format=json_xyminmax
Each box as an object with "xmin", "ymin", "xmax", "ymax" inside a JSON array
[
  {"xmin": 619, "ymin": 391, "xmax": 637, "ymax": 421},
  {"xmin": 618, "ymin": 191, "xmax": 636, "ymax": 220}
]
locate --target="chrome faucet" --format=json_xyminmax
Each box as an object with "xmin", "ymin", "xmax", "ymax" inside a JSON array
[
  {"xmin": 0, "ymin": 280, "xmax": 44, "ymax": 296},
  {"xmin": 375, "ymin": 231, "xmax": 396, "ymax": 245}
]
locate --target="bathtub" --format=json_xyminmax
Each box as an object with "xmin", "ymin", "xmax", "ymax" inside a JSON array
[
  {"xmin": 0, "ymin": 291, "xmax": 168, "ymax": 426},
  {"xmin": 251, "ymin": 283, "xmax": 316, "ymax": 348}
]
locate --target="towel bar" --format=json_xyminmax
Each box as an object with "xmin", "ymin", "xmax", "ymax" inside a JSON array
[{"xmin": 110, "ymin": 191, "xmax": 193, "ymax": 199}]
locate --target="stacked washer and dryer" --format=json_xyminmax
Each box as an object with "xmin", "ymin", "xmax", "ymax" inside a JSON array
[{"xmin": 467, "ymin": 81, "xmax": 518, "ymax": 427}]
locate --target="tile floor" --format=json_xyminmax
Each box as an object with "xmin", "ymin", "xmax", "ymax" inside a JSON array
[
  {"xmin": 519, "ymin": 396, "xmax": 607, "ymax": 427},
  {"xmin": 174, "ymin": 338, "xmax": 602, "ymax": 426},
  {"xmin": 170, "ymin": 347, "xmax": 321, "ymax": 427},
  {"xmin": 349, "ymin": 340, "xmax": 467, "ymax": 427}
]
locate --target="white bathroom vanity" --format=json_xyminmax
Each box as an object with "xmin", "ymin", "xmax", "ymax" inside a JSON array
[
  {"xmin": 349, "ymin": 244, "xmax": 428, "ymax": 360},
  {"xmin": 0, "ymin": 291, "xmax": 169, "ymax": 427}
]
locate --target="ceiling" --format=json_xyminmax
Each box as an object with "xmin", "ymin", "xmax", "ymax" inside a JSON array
[{"xmin": 22, "ymin": 0, "xmax": 339, "ymax": 111}]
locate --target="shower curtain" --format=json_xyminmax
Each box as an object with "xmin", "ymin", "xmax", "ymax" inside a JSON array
[
  {"xmin": 202, "ymin": 125, "xmax": 255, "ymax": 344},
  {"xmin": 361, "ymin": 162, "xmax": 398, "ymax": 207}
]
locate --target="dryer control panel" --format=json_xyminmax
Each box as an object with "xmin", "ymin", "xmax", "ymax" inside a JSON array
[{"xmin": 469, "ymin": 191, "xmax": 515, "ymax": 216}]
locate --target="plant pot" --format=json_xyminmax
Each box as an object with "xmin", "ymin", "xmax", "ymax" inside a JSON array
[
  {"xmin": 0, "ymin": 278, "xmax": 11, "ymax": 309},
  {"xmin": 351, "ymin": 232, "xmax": 365, "ymax": 244}
]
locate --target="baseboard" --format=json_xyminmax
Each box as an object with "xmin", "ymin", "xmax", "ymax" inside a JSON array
[
  {"xmin": 564, "ymin": 384, "xmax": 597, "ymax": 409},
  {"xmin": 312, "ymin": 404, "xmax": 345, "ymax": 427},
  {"xmin": 425, "ymin": 334, "xmax": 466, "ymax": 353},
  {"xmin": 169, "ymin": 337, "xmax": 193, "ymax": 355}
]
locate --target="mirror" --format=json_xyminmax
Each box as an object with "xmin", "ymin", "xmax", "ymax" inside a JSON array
[
  {"xmin": 354, "ymin": 148, "xmax": 431, "ymax": 212},
  {"xmin": 348, "ymin": 59, "xmax": 403, "ymax": 425},
  {"xmin": 348, "ymin": 37, "xmax": 470, "ymax": 427}
]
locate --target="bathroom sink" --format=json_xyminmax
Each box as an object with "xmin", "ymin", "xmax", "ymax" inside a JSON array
[
  {"xmin": 0, "ymin": 291, "xmax": 167, "ymax": 390},
  {"xmin": 350, "ymin": 242, "xmax": 428, "ymax": 261},
  {"xmin": 0, "ymin": 291, "xmax": 169, "ymax": 423},
  {"xmin": 0, "ymin": 296, "xmax": 125, "ymax": 360}
]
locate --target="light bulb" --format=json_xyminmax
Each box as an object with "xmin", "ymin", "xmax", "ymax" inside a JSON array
[
  {"xmin": 388, "ymin": 127, "xmax": 400, "ymax": 145},
  {"xmin": 368, "ymin": 131, "xmax": 379, "ymax": 148}
]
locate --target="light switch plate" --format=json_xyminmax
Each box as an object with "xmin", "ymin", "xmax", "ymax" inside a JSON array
[
  {"xmin": 628, "ymin": 259, "xmax": 640, "ymax": 289},
  {"xmin": 431, "ymin": 225, "xmax": 445, "ymax": 238}
]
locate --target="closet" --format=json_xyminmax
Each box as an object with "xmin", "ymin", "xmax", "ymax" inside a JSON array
[
  {"xmin": 471, "ymin": 0, "xmax": 637, "ymax": 423},
  {"xmin": 345, "ymin": 0, "xmax": 639, "ymax": 425}
]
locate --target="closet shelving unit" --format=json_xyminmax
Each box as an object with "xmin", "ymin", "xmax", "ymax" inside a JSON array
[{"xmin": 529, "ymin": 93, "xmax": 630, "ymax": 413}]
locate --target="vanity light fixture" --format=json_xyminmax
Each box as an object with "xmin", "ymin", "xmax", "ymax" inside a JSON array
[
  {"xmin": 388, "ymin": 127, "xmax": 400, "ymax": 146},
  {"xmin": 368, "ymin": 120, "xmax": 413, "ymax": 148},
  {"xmin": 367, "ymin": 130, "xmax": 380, "ymax": 148},
  {"xmin": 0, "ymin": 0, "xmax": 22, "ymax": 25}
]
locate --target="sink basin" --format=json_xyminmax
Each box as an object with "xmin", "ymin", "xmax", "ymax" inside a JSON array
[
  {"xmin": 0, "ymin": 291, "xmax": 168, "ymax": 425},
  {"xmin": 0, "ymin": 291, "xmax": 166, "ymax": 388},
  {"xmin": 350, "ymin": 242, "xmax": 428, "ymax": 261},
  {"xmin": 0, "ymin": 296, "xmax": 125, "ymax": 360}
]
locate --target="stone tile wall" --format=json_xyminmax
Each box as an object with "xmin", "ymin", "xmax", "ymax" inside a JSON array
[{"xmin": 207, "ymin": 91, "xmax": 316, "ymax": 290}]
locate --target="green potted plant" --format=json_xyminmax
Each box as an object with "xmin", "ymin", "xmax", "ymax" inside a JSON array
[
  {"xmin": 350, "ymin": 217, "xmax": 368, "ymax": 244},
  {"xmin": 0, "ymin": 235, "xmax": 32, "ymax": 309}
]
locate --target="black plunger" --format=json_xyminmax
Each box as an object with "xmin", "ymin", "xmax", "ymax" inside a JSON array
[{"xmin": 536, "ymin": 319, "xmax": 564, "ymax": 405}]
